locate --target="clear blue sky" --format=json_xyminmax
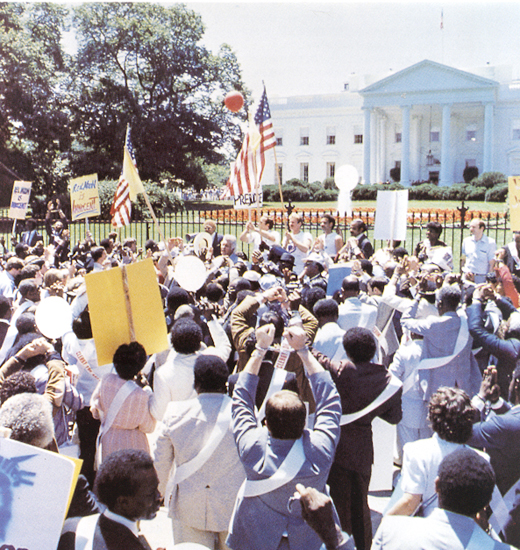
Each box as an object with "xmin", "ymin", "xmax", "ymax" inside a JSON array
[{"xmin": 186, "ymin": 1, "xmax": 520, "ymax": 101}]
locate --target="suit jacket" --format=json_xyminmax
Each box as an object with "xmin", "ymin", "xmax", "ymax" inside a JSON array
[
  {"xmin": 21, "ymin": 229, "xmax": 42, "ymax": 247},
  {"xmin": 58, "ymin": 514, "xmax": 152, "ymax": 550},
  {"xmin": 372, "ymin": 508, "xmax": 514, "ymax": 550},
  {"xmin": 312, "ymin": 350, "xmax": 402, "ymax": 475},
  {"xmin": 153, "ymin": 393, "xmax": 245, "ymax": 532},
  {"xmin": 212, "ymin": 232, "xmax": 223, "ymax": 257},
  {"xmin": 226, "ymin": 371, "xmax": 342, "ymax": 550},
  {"xmin": 357, "ymin": 233, "xmax": 374, "ymax": 259}
]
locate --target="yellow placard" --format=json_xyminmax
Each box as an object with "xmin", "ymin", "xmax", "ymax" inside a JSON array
[
  {"xmin": 509, "ymin": 177, "xmax": 520, "ymax": 231},
  {"xmin": 85, "ymin": 258, "xmax": 169, "ymax": 365}
]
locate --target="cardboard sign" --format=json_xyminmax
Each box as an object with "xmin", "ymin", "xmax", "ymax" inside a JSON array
[
  {"xmin": 233, "ymin": 191, "xmax": 263, "ymax": 209},
  {"xmin": 327, "ymin": 265, "xmax": 352, "ymax": 297},
  {"xmin": 85, "ymin": 258, "xmax": 169, "ymax": 366},
  {"xmin": 70, "ymin": 174, "xmax": 100, "ymax": 221},
  {"xmin": 8, "ymin": 181, "xmax": 32, "ymax": 220},
  {"xmin": 374, "ymin": 190, "xmax": 409, "ymax": 241},
  {"xmin": 509, "ymin": 177, "xmax": 520, "ymax": 231},
  {"xmin": 0, "ymin": 437, "xmax": 76, "ymax": 550}
]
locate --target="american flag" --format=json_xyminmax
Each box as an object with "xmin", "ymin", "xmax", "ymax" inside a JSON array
[
  {"xmin": 111, "ymin": 126, "xmax": 143, "ymax": 227},
  {"xmin": 226, "ymin": 86, "xmax": 276, "ymax": 198}
]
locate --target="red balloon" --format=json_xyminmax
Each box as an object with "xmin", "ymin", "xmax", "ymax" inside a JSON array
[{"xmin": 224, "ymin": 91, "xmax": 244, "ymax": 112}]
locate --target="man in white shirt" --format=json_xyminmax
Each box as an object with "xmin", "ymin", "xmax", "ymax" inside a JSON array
[
  {"xmin": 461, "ymin": 218, "xmax": 496, "ymax": 283},
  {"xmin": 283, "ymin": 213, "xmax": 314, "ymax": 275},
  {"xmin": 316, "ymin": 215, "xmax": 343, "ymax": 257},
  {"xmin": 337, "ymin": 276, "xmax": 378, "ymax": 333},
  {"xmin": 240, "ymin": 215, "xmax": 280, "ymax": 253}
]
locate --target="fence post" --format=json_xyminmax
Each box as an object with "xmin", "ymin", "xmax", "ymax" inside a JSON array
[{"xmin": 457, "ymin": 200, "xmax": 470, "ymax": 268}]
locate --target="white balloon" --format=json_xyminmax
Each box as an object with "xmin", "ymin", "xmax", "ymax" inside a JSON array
[
  {"xmin": 35, "ymin": 296, "xmax": 73, "ymax": 339},
  {"xmin": 174, "ymin": 255, "xmax": 207, "ymax": 292},
  {"xmin": 335, "ymin": 164, "xmax": 360, "ymax": 192}
]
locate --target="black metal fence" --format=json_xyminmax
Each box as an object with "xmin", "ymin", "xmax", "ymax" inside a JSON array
[{"xmin": 6, "ymin": 201, "xmax": 511, "ymax": 269}]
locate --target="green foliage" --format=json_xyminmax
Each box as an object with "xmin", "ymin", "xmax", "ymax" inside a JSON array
[
  {"xmin": 314, "ymin": 188, "xmax": 339, "ymax": 201},
  {"xmin": 352, "ymin": 183, "xmax": 404, "ymax": 200},
  {"xmin": 472, "ymin": 171, "xmax": 507, "ymax": 189},
  {"xmin": 442, "ymin": 183, "xmax": 486, "ymax": 201},
  {"xmin": 201, "ymin": 162, "xmax": 230, "ymax": 188},
  {"xmin": 463, "ymin": 165, "xmax": 479, "ymax": 183},
  {"xmin": 323, "ymin": 177, "xmax": 336, "ymax": 190},
  {"xmin": 485, "ymin": 183, "xmax": 508, "ymax": 202}
]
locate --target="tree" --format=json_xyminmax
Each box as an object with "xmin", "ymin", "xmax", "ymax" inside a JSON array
[
  {"xmin": 0, "ymin": 3, "xmax": 72, "ymax": 195},
  {"xmin": 463, "ymin": 165, "xmax": 479, "ymax": 183},
  {"xmin": 70, "ymin": 3, "xmax": 248, "ymax": 188}
]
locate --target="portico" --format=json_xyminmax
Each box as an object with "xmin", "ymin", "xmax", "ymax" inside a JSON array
[{"xmin": 359, "ymin": 60, "xmax": 498, "ymax": 186}]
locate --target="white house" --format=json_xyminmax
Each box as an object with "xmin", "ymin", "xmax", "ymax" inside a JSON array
[{"xmin": 265, "ymin": 59, "xmax": 520, "ymax": 187}]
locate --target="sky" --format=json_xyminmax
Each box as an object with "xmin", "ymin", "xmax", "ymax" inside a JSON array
[{"xmin": 184, "ymin": 1, "xmax": 520, "ymax": 101}]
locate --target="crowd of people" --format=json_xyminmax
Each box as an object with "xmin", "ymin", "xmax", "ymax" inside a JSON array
[{"xmin": 1, "ymin": 209, "xmax": 520, "ymax": 550}]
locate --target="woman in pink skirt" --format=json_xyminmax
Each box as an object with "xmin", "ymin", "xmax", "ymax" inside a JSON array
[{"xmin": 91, "ymin": 342, "xmax": 156, "ymax": 467}]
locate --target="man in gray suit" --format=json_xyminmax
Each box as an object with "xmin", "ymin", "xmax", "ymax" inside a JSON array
[
  {"xmin": 227, "ymin": 323, "xmax": 342, "ymax": 550},
  {"xmin": 372, "ymin": 447, "xmax": 515, "ymax": 550}
]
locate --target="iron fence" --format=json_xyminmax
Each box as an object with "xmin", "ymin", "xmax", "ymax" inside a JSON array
[{"xmin": 6, "ymin": 201, "xmax": 511, "ymax": 269}]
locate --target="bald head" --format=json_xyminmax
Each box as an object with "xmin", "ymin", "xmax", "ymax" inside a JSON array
[{"xmin": 265, "ymin": 390, "xmax": 306, "ymax": 440}]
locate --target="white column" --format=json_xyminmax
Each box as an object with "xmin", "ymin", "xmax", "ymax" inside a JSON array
[
  {"xmin": 440, "ymin": 104, "xmax": 452, "ymax": 186},
  {"xmin": 371, "ymin": 110, "xmax": 378, "ymax": 182},
  {"xmin": 483, "ymin": 102, "xmax": 494, "ymax": 173},
  {"xmin": 363, "ymin": 108, "xmax": 371, "ymax": 184},
  {"xmin": 410, "ymin": 115, "xmax": 421, "ymax": 182},
  {"xmin": 401, "ymin": 105, "xmax": 411, "ymax": 186},
  {"xmin": 379, "ymin": 113, "xmax": 387, "ymax": 182}
]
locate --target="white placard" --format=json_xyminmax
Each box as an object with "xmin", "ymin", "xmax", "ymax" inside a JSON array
[
  {"xmin": 8, "ymin": 181, "xmax": 32, "ymax": 220},
  {"xmin": 373, "ymin": 190, "xmax": 409, "ymax": 241},
  {"xmin": 0, "ymin": 437, "xmax": 75, "ymax": 549},
  {"xmin": 233, "ymin": 191, "xmax": 263, "ymax": 210}
]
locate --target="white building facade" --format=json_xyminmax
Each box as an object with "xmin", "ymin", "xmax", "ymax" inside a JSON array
[{"xmin": 265, "ymin": 60, "xmax": 520, "ymax": 187}]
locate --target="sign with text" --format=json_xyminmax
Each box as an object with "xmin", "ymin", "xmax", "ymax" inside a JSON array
[
  {"xmin": 233, "ymin": 191, "xmax": 263, "ymax": 210},
  {"xmin": 8, "ymin": 181, "xmax": 32, "ymax": 220},
  {"xmin": 509, "ymin": 177, "xmax": 520, "ymax": 231},
  {"xmin": 374, "ymin": 190, "xmax": 409, "ymax": 241},
  {"xmin": 70, "ymin": 173, "xmax": 100, "ymax": 221},
  {"xmin": 0, "ymin": 437, "xmax": 76, "ymax": 550}
]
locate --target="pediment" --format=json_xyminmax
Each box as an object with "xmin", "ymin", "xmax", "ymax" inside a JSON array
[{"xmin": 361, "ymin": 60, "xmax": 497, "ymax": 96}]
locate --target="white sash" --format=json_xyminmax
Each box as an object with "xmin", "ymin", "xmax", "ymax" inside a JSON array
[
  {"xmin": 257, "ymin": 368, "xmax": 288, "ymax": 423},
  {"xmin": 508, "ymin": 242, "xmax": 520, "ymax": 270},
  {"xmin": 75, "ymin": 513, "xmax": 100, "ymax": 550},
  {"xmin": 0, "ymin": 300, "xmax": 32, "ymax": 364},
  {"xmin": 489, "ymin": 474, "xmax": 520, "ymax": 534},
  {"xmin": 95, "ymin": 380, "xmax": 137, "ymax": 468},
  {"xmin": 340, "ymin": 374, "xmax": 402, "ymax": 425},
  {"xmin": 466, "ymin": 521, "xmax": 498, "ymax": 550},
  {"xmin": 402, "ymin": 311, "xmax": 469, "ymax": 395},
  {"xmin": 172, "ymin": 397, "xmax": 232, "ymax": 486}
]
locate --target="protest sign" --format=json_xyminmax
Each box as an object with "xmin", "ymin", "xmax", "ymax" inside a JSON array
[
  {"xmin": 8, "ymin": 181, "xmax": 32, "ymax": 220},
  {"xmin": 0, "ymin": 437, "xmax": 76, "ymax": 550},
  {"xmin": 70, "ymin": 174, "xmax": 100, "ymax": 221},
  {"xmin": 509, "ymin": 177, "xmax": 520, "ymax": 231},
  {"xmin": 85, "ymin": 258, "xmax": 169, "ymax": 365},
  {"xmin": 374, "ymin": 190, "xmax": 409, "ymax": 241},
  {"xmin": 233, "ymin": 190, "xmax": 263, "ymax": 209}
]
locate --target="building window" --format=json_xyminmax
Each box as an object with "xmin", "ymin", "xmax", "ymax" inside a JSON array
[
  {"xmin": 343, "ymin": 82, "xmax": 349, "ymax": 91},
  {"xmin": 300, "ymin": 127, "xmax": 309, "ymax": 146},
  {"xmin": 430, "ymin": 131, "xmax": 440, "ymax": 142},
  {"xmin": 465, "ymin": 159, "xmax": 477, "ymax": 168},
  {"xmin": 326, "ymin": 126, "xmax": 336, "ymax": 145},
  {"xmin": 513, "ymin": 120, "xmax": 520, "ymax": 140},
  {"xmin": 395, "ymin": 132, "xmax": 402, "ymax": 143},
  {"xmin": 327, "ymin": 162, "xmax": 335, "ymax": 178},
  {"xmin": 300, "ymin": 163, "xmax": 309, "ymax": 182},
  {"xmin": 395, "ymin": 161, "xmax": 401, "ymax": 169},
  {"xmin": 354, "ymin": 134, "xmax": 363, "ymax": 144},
  {"xmin": 466, "ymin": 127, "xmax": 477, "ymax": 141},
  {"xmin": 276, "ymin": 137, "xmax": 283, "ymax": 146},
  {"xmin": 275, "ymin": 164, "xmax": 283, "ymax": 184}
]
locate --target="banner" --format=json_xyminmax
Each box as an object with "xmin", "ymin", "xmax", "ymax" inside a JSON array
[
  {"xmin": 509, "ymin": 177, "xmax": 520, "ymax": 231},
  {"xmin": 8, "ymin": 181, "xmax": 32, "ymax": 220},
  {"xmin": 0, "ymin": 437, "xmax": 76, "ymax": 550},
  {"xmin": 233, "ymin": 190, "xmax": 263, "ymax": 209},
  {"xmin": 85, "ymin": 258, "xmax": 169, "ymax": 365},
  {"xmin": 70, "ymin": 173, "xmax": 100, "ymax": 221},
  {"xmin": 374, "ymin": 190, "xmax": 409, "ymax": 241}
]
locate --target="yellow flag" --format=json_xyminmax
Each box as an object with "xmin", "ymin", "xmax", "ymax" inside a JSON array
[
  {"xmin": 123, "ymin": 146, "xmax": 145, "ymax": 201},
  {"xmin": 248, "ymin": 112, "xmax": 261, "ymax": 152}
]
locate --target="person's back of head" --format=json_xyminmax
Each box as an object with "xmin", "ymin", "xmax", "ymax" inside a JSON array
[
  {"xmin": 0, "ymin": 371, "xmax": 37, "ymax": 404},
  {"xmin": 6, "ymin": 257, "xmax": 23, "ymax": 272},
  {"xmin": 166, "ymin": 285, "xmax": 191, "ymax": 315},
  {"xmin": 113, "ymin": 341, "xmax": 147, "ymax": 380},
  {"xmin": 194, "ymin": 354, "xmax": 229, "ymax": 394},
  {"xmin": 94, "ymin": 449, "xmax": 158, "ymax": 519},
  {"xmin": 392, "ymin": 247, "xmax": 408, "ymax": 260},
  {"xmin": 436, "ymin": 447, "xmax": 495, "ymax": 517},
  {"xmin": 171, "ymin": 318, "xmax": 203, "ymax": 354},
  {"xmin": 15, "ymin": 312, "xmax": 36, "ymax": 335},
  {"xmin": 313, "ymin": 298, "xmax": 339, "ymax": 323},
  {"xmin": 91, "ymin": 246, "xmax": 105, "ymax": 263},
  {"xmin": 341, "ymin": 276, "xmax": 360, "ymax": 297},
  {"xmin": 72, "ymin": 309, "xmax": 93, "ymax": 340},
  {"xmin": 301, "ymin": 286, "xmax": 326, "ymax": 313},
  {"xmin": 437, "ymin": 285, "xmax": 461, "ymax": 313},
  {"xmin": 428, "ymin": 387, "xmax": 475, "ymax": 444},
  {"xmin": 18, "ymin": 278, "xmax": 37, "ymax": 299},
  {"xmin": 265, "ymin": 390, "xmax": 306, "ymax": 439},
  {"xmin": 0, "ymin": 295, "xmax": 11, "ymax": 319},
  {"xmin": 0, "ymin": 393, "xmax": 54, "ymax": 448},
  {"xmin": 360, "ymin": 259, "xmax": 373, "ymax": 276},
  {"xmin": 259, "ymin": 310, "xmax": 284, "ymax": 339},
  {"xmin": 343, "ymin": 327, "xmax": 377, "ymax": 363}
]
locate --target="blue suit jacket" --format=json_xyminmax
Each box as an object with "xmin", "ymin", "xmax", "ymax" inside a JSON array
[{"xmin": 227, "ymin": 371, "xmax": 341, "ymax": 550}]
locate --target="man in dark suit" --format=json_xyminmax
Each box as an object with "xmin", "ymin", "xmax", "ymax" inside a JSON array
[
  {"xmin": 58, "ymin": 450, "xmax": 161, "ymax": 550},
  {"xmin": 20, "ymin": 219, "xmax": 42, "ymax": 247},
  {"xmin": 312, "ymin": 327, "xmax": 402, "ymax": 550},
  {"xmin": 204, "ymin": 219, "xmax": 223, "ymax": 257}
]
